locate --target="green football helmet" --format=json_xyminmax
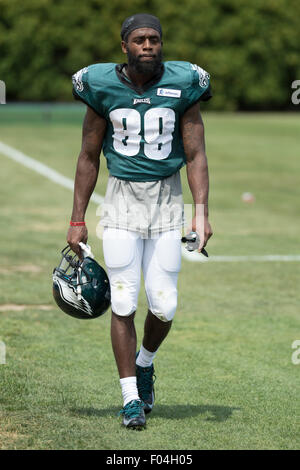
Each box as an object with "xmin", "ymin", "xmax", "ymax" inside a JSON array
[{"xmin": 52, "ymin": 243, "xmax": 111, "ymax": 319}]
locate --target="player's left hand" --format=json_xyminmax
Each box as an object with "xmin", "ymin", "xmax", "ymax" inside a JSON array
[{"xmin": 191, "ymin": 215, "xmax": 213, "ymax": 253}]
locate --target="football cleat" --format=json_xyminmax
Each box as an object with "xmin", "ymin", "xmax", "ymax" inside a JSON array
[
  {"xmin": 52, "ymin": 243, "xmax": 111, "ymax": 319},
  {"xmin": 136, "ymin": 352, "xmax": 156, "ymax": 414},
  {"xmin": 119, "ymin": 399, "xmax": 146, "ymax": 429}
]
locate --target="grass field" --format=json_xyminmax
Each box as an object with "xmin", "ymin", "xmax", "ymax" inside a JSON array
[{"xmin": 0, "ymin": 104, "xmax": 299, "ymax": 450}]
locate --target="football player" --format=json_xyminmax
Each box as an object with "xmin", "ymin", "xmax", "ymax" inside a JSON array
[{"xmin": 67, "ymin": 13, "xmax": 213, "ymax": 429}]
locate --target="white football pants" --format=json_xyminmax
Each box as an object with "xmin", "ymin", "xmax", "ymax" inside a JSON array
[{"xmin": 102, "ymin": 228, "xmax": 182, "ymax": 322}]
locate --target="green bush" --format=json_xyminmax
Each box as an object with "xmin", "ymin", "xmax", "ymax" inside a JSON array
[{"xmin": 0, "ymin": 0, "xmax": 299, "ymax": 109}]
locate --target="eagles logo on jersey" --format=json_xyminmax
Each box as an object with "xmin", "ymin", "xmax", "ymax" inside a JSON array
[
  {"xmin": 72, "ymin": 67, "xmax": 88, "ymax": 92},
  {"xmin": 190, "ymin": 63, "xmax": 210, "ymax": 88},
  {"xmin": 72, "ymin": 61, "xmax": 212, "ymax": 182}
]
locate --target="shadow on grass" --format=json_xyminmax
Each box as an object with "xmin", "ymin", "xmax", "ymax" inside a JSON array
[{"xmin": 71, "ymin": 404, "xmax": 240, "ymax": 422}]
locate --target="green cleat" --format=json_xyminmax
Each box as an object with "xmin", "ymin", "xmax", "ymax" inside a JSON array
[
  {"xmin": 119, "ymin": 399, "xmax": 146, "ymax": 429},
  {"xmin": 136, "ymin": 352, "xmax": 156, "ymax": 414}
]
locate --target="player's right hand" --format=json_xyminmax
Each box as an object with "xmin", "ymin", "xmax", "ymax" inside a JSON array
[{"xmin": 67, "ymin": 225, "xmax": 88, "ymax": 259}]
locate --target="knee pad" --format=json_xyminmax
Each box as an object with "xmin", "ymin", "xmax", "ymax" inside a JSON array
[
  {"xmin": 143, "ymin": 230, "xmax": 181, "ymax": 322},
  {"xmin": 111, "ymin": 281, "xmax": 137, "ymax": 317},
  {"xmin": 103, "ymin": 228, "xmax": 141, "ymax": 317},
  {"xmin": 146, "ymin": 288, "xmax": 178, "ymax": 322}
]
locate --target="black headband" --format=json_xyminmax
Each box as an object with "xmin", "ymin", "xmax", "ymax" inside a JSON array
[{"xmin": 121, "ymin": 13, "xmax": 162, "ymax": 41}]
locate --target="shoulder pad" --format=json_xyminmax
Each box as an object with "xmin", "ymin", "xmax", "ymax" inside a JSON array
[
  {"xmin": 72, "ymin": 67, "xmax": 89, "ymax": 93},
  {"xmin": 190, "ymin": 63, "xmax": 210, "ymax": 89}
]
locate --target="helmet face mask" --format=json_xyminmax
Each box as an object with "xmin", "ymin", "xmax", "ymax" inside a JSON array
[
  {"xmin": 54, "ymin": 246, "xmax": 91, "ymax": 287},
  {"xmin": 53, "ymin": 246, "xmax": 111, "ymax": 319}
]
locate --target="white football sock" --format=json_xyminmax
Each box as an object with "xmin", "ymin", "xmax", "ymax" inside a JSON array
[
  {"xmin": 136, "ymin": 344, "xmax": 157, "ymax": 368},
  {"xmin": 120, "ymin": 376, "xmax": 140, "ymax": 407}
]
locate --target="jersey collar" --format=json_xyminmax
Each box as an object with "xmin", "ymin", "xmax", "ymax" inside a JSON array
[{"xmin": 115, "ymin": 63, "xmax": 164, "ymax": 95}]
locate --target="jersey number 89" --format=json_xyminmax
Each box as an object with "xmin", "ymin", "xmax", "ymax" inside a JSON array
[{"xmin": 109, "ymin": 108, "xmax": 175, "ymax": 160}]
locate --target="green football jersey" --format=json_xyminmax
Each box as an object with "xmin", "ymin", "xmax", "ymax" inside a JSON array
[{"xmin": 72, "ymin": 61, "xmax": 211, "ymax": 182}]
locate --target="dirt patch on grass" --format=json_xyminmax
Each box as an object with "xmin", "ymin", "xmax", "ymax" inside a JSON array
[
  {"xmin": 0, "ymin": 431, "xmax": 23, "ymax": 449},
  {"xmin": 0, "ymin": 304, "xmax": 53, "ymax": 312},
  {"xmin": 0, "ymin": 265, "xmax": 43, "ymax": 274},
  {"xmin": 32, "ymin": 223, "xmax": 62, "ymax": 232}
]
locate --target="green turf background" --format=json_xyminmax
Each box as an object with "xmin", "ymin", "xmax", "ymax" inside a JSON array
[{"xmin": 0, "ymin": 104, "xmax": 299, "ymax": 449}]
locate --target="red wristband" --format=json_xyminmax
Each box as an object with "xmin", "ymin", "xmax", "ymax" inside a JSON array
[{"xmin": 70, "ymin": 221, "xmax": 85, "ymax": 226}]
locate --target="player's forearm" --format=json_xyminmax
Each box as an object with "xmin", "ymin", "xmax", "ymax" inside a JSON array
[
  {"xmin": 71, "ymin": 151, "xmax": 100, "ymax": 221},
  {"xmin": 186, "ymin": 152, "xmax": 209, "ymax": 217}
]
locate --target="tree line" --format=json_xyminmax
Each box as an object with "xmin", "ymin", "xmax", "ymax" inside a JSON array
[{"xmin": 0, "ymin": 0, "xmax": 299, "ymax": 110}]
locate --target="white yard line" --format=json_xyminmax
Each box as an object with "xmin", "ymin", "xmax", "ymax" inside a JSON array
[
  {"xmin": 181, "ymin": 250, "xmax": 300, "ymax": 263},
  {"xmin": 1, "ymin": 140, "xmax": 299, "ymax": 263},
  {"xmin": 0, "ymin": 141, "xmax": 103, "ymax": 205}
]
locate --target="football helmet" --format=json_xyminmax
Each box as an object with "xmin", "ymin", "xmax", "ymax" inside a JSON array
[{"xmin": 52, "ymin": 243, "xmax": 111, "ymax": 319}]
